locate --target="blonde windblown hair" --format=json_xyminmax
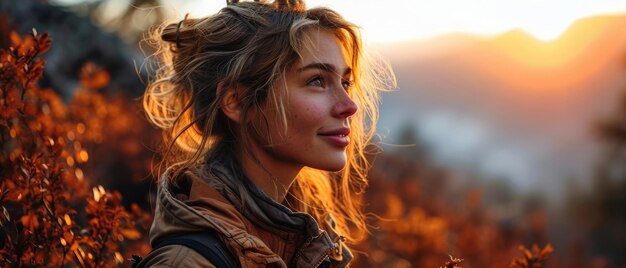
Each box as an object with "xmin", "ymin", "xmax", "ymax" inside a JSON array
[{"xmin": 142, "ymin": 0, "xmax": 395, "ymax": 244}]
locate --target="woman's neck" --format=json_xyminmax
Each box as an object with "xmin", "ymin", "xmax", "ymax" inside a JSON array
[{"xmin": 239, "ymin": 146, "xmax": 302, "ymax": 203}]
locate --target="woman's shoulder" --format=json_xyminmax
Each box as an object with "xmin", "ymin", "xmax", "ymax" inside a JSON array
[{"xmin": 135, "ymin": 244, "xmax": 217, "ymax": 268}]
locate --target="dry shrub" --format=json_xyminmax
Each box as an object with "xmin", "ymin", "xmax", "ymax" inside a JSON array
[
  {"xmin": 439, "ymin": 255, "xmax": 464, "ymax": 268},
  {"xmin": 352, "ymin": 149, "xmax": 555, "ymax": 267},
  {"xmin": 510, "ymin": 244, "xmax": 554, "ymax": 268},
  {"xmin": 0, "ymin": 30, "xmax": 149, "ymax": 267}
]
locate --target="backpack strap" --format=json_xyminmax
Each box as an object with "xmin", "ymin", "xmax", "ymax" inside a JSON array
[{"xmin": 150, "ymin": 231, "xmax": 239, "ymax": 267}]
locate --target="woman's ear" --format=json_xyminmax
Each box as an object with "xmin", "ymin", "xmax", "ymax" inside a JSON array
[{"xmin": 218, "ymin": 81, "xmax": 243, "ymax": 124}]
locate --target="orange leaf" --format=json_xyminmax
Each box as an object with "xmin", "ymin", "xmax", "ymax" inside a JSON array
[
  {"xmin": 64, "ymin": 214, "xmax": 71, "ymax": 225},
  {"xmin": 541, "ymin": 244, "xmax": 554, "ymax": 255},
  {"xmin": 10, "ymin": 31, "xmax": 22, "ymax": 47},
  {"xmin": 20, "ymin": 214, "xmax": 30, "ymax": 226},
  {"xmin": 120, "ymin": 228, "xmax": 142, "ymax": 240}
]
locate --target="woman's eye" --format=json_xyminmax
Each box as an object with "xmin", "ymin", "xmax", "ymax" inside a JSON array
[
  {"xmin": 307, "ymin": 76, "xmax": 324, "ymax": 87},
  {"xmin": 342, "ymin": 79, "xmax": 354, "ymax": 90}
]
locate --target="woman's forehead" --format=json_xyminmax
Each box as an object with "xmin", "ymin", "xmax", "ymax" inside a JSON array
[{"xmin": 294, "ymin": 29, "xmax": 353, "ymax": 74}]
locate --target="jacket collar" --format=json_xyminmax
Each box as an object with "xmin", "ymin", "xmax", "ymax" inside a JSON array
[
  {"xmin": 149, "ymin": 157, "xmax": 352, "ymax": 267},
  {"xmin": 206, "ymin": 159, "xmax": 321, "ymax": 236}
]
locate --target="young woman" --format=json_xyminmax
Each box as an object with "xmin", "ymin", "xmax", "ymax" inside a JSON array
[{"xmin": 136, "ymin": 0, "xmax": 394, "ymax": 267}]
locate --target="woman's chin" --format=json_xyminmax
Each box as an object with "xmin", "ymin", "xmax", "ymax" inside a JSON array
[{"xmin": 314, "ymin": 156, "xmax": 347, "ymax": 172}]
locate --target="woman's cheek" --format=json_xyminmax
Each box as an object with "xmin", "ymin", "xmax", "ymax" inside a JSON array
[{"xmin": 290, "ymin": 97, "xmax": 327, "ymax": 125}]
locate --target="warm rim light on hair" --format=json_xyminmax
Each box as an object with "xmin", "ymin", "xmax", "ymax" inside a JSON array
[{"xmin": 142, "ymin": 0, "xmax": 396, "ymax": 245}]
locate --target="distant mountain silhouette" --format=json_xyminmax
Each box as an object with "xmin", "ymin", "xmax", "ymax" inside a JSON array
[{"xmin": 375, "ymin": 14, "xmax": 626, "ymax": 191}]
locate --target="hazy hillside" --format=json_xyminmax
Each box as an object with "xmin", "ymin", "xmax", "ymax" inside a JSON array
[{"xmin": 375, "ymin": 14, "xmax": 626, "ymax": 192}]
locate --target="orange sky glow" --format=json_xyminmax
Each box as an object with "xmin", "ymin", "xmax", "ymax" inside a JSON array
[{"xmin": 173, "ymin": 1, "xmax": 626, "ymax": 43}]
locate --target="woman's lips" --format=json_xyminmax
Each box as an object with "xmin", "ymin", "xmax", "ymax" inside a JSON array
[
  {"xmin": 318, "ymin": 134, "xmax": 350, "ymax": 147},
  {"xmin": 318, "ymin": 127, "xmax": 350, "ymax": 147}
]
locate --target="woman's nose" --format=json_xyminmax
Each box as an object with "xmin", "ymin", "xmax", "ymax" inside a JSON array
[{"xmin": 333, "ymin": 91, "xmax": 358, "ymax": 119}]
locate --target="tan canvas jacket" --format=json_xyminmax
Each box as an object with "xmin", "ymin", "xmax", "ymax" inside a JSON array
[{"xmin": 136, "ymin": 159, "xmax": 352, "ymax": 267}]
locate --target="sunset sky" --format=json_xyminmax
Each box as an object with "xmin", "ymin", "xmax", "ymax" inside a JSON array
[{"xmin": 175, "ymin": 0, "xmax": 626, "ymax": 42}]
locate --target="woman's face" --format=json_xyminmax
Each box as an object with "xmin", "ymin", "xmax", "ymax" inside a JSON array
[{"xmin": 252, "ymin": 29, "xmax": 357, "ymax": 172}]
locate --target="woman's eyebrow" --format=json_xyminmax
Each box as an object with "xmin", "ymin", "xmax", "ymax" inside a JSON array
[{"xmin": 297, "ymin": 62, "xmax": 352, "ymax": 76}]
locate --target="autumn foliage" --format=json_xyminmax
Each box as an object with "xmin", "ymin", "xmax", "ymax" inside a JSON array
[
  {"xmin": 510, "ymin": 244, "xmax": 554, "ymax": 268},
  {"xmin": 349, "ymin": 148, "xmax": 554, "ymax": 267},
  {"xmin": 0, "ymin": 30, "xmax": 150, "ymax": 267}
]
